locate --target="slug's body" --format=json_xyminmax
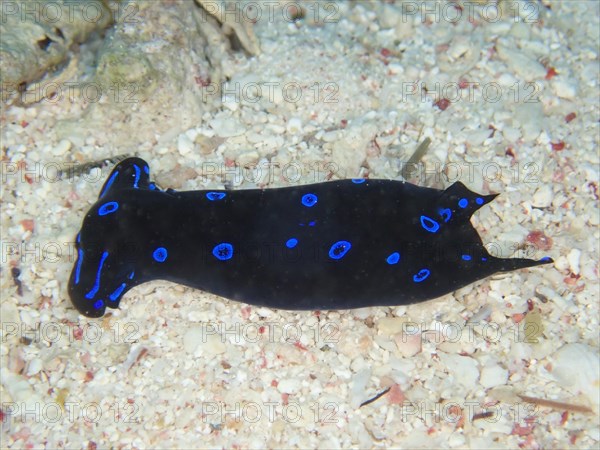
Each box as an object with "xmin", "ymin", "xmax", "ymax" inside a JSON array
[{"xmin": 69, "ymin": 158, "xmax": 552, "ymax": 317}]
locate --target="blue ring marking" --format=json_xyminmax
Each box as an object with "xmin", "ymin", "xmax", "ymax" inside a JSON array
[
  {"xmin": 149, "ymin": 183, "xmax": 156, "ymax": 190},
  {"xmin": 420, "ymin": 215, "xmax": 440, "ymax": 233},
  {"xmin": 301, "ymin": 193, "xmax": 318, "ymax": 207},
  {"xmin": 286, "ymin": 238, "xmax": 298, "ymax": 249},
  {"xmin": 206, "ymin": 192, "xmax": 226, "ymax": 201},
  {"xmin": 413, "ymin": 269, "xmax": 430, "ymax": 283},
  {"xmin": 98, "ymin": 201, "xmax": 119, "ymax": 216},
  {"xmin": 128, "ymin": 271, "xmax": 135, "ymax": 280},
  {"xmin": 85, "ymin": 251, "xmax": 109, "ymax": 299},
  {"xmin": 109, "ymin": 283, "xmax": 127, "ymax": 301},
  {"xmin": 74, "ymin": 248, "xmax": 84, "ymax": 285},
  {"xmin": 144, "ymin": 165, "xmax": 149, "ymax": 175},
  {"xmin": 386, "ymin": 252, "xmax": 400, "ymax": 265},
  {"xmin": 153, "ymin": 247, "xmax": 168, "ymax": 262},
  {"xmin": 99, "ymin": 170, "xmax": 119, "ymax": 198},
  {"xmin": 482, "ymin": 257, "xmax": 488, "ymax": 261},
  {"xmin": 462, "ymin": 254, "xmax": 472, "ymax": 261},
  {"xmin": 458, "ymin": 198, "xmax": 468, "ymax": 208},
  {"xmin": 76, "ymin": 233, "xmax": 81, "ymax": 244},
  {"xmin": 133, "ymin": 164, "xmax": 141, "ymax": 189},
  {"xmin": 213, "ymin": 243, "xmax": 234, "ymax": 261},
  {"xmin": 351, "ymin": 179, "xmax": 366, "ymax": 184},
  {"xmin": 439, "ymin": 208, "xmax": 452, "ymax": 222},
  {"xmin": 328, "ymin": 240, "xmax": 352, "ymax": 260},
  {"xmin": 540, "ymin": 256, "xmax": 552, "ymax": 262},
  {"xmin": 309, "ymin": 221, "xmax": 316, "ymax": 227},
  {"xmin": 94, "ymin": 300, "xmax": 104, "ymax": 310},
  {"xmin": 475, "ymin": 197, "xmax": 484, "ymax": 205}
]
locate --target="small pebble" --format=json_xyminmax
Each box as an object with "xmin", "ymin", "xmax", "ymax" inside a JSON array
[
  {"xmin": 182, "ymin": 326, "xmax": 227, "ymax": 355},
  {"xmin": 177, "ymin": 134, "xmax": 194, "ymax": 155},
  {"xmin": 52, "ymin": 139, "xmax": 72, "ymax": 156},
  {"xmin": 532, "ymin": 185, "xmax": 553, "ymax": 208},
  {"xmin": 551, "ymin": 343, "xmax": 600, "ymax": 411},
  {"xmin": 567, "ymin": 248, "xmax": 582, "ymax": 275},
  {"xmin": 439, "ymin": 353, "xmax": 479, "ymax": 389},
  {"xmin": 480, "ymin": 364, "xmax": 509, "ymax": 388},
  {"xmin": 209, "ymin": 117, "xmax": 245, "ymax": 137},
  {"xmin": 496, "ymin": 39, "xmax": 546, "ymax": 81},
  {"xmin": 237, "ymin": 151, "xmax": 260, "ymax": 167},
  {"xmin": 277, "ymin": 378, "xmax": 301, "ymax": 394},
  {"xmin": 377, "ymin": 317, "xmax": 408, "ymax": 335},
  {"xmin": 322, "ymin": 130, "xmax": 341, "ymax": 142},
  {"xmin": 26, "ymin": 358, "xmax": 43, "ymax": 376},
  {"xmin": 551, "ymin": 78, "xmax": 578, "ymax": 99},
  {"xmin": 509, "ymin": 22, "xmax": 531, "ymax": 40},
  {"xmin": 393, "ymin": 332, "xmax": 421, "ymax": 357},
  {"xmin": 286, "ymin": 117, "xmax": 302, "ymax": 134}
]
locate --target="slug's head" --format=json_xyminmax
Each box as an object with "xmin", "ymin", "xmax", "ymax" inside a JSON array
[{"xmin": 68, "ymin": 158, "xmax": 153, "ymax": 317}]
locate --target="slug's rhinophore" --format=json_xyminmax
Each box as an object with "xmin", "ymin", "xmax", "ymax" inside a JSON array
[{"xmin": 69, "ymin": 157, "xmax": 552, "ymax": 317}]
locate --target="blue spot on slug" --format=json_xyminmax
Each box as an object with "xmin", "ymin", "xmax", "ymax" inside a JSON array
[
  {"xmin": 386, "ymin": 252, "xmax": 400, "ymax": 265},
  {"xmin": 206, "ymin": 192, "xmax": 226, "ymax": 201},
  {"xmin": 476, "ymin": 197, "xmax": 484, "ymax": 205},
  {"xmin": 85, "ymin": 251, "xmax": 109, "ymax": 299},
  {"xmin": 413, "ymin": 269, "xmax": 430, "ymax": 283},
  {"xmin": 74, "ymin": 248, "xmax": 84, "ymax": 285},
  {"xmin": 213, "ymin": 243, "xmax": 233, "ymax": 261},
  {"xmin": 420, "ymin": 215, "xmax": 440, "ymax": 233},
  {"xmin": 329, "ymin": 240, "xmax": 351, "ymax": 260},
  {"xmin": 153, "ymin": 247, "xmax": 168, "ymax": 263},
  {"xmin": 99, "ymin": 170, "xmax": 119, "ymax": 198},
  {"xmin": 302, "ymin": 193, "xmax": 318, "ymax": 207},
  {"xmin": 458, "ymin": 198, "xmax": 468, "ymax": 208},
  {"xmin": 133, "ymin": 164, "xmax": 141, "ymax": 189},
  {"xmin": 462, "ymin": 254, "xmax": 472, "ymax": 261},
  {"xmin": 98, "ymin": 201, "xmax": 119, "ymax": 216},
  {"xmin": 286, "ymin": 238, "xmax": 298, "ymax": 249},
  {"xmin": 439, "ymin": 208, "xmax": 452, "ymax": 222},
  {"xmin": 109, "ymin": 283, "xmax": 126, "ymax": 301},
  {"xmin": 352, "ymin": 179, "xmax": 366, "ymax": 184},
  {"xmin": 94, "ymin": 300, "xmax": 104, "ymax": 309}
]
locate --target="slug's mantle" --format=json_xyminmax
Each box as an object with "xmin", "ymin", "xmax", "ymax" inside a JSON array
[{"xmin": 69, "ymin": 157, "xmax": 552, "ymax": 317}]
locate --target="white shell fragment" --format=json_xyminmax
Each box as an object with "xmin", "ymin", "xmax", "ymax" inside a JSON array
[
  {"xmin": 551, "ymin": 344, "xmax": 600, "ymax": 412},
  {"xmin": 480, "ymin": 364, "xmax": 509, "ymax": 388}
]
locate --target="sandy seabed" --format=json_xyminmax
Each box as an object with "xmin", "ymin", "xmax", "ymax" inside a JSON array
[{"xmin": 1, "ymin": 1, "xmax": 599, "ymax": 448}]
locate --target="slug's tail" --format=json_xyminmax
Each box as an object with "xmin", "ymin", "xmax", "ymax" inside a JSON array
[{"xmin": 494, "ymin": 256, "xmax": 554, "ymax": 273}]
